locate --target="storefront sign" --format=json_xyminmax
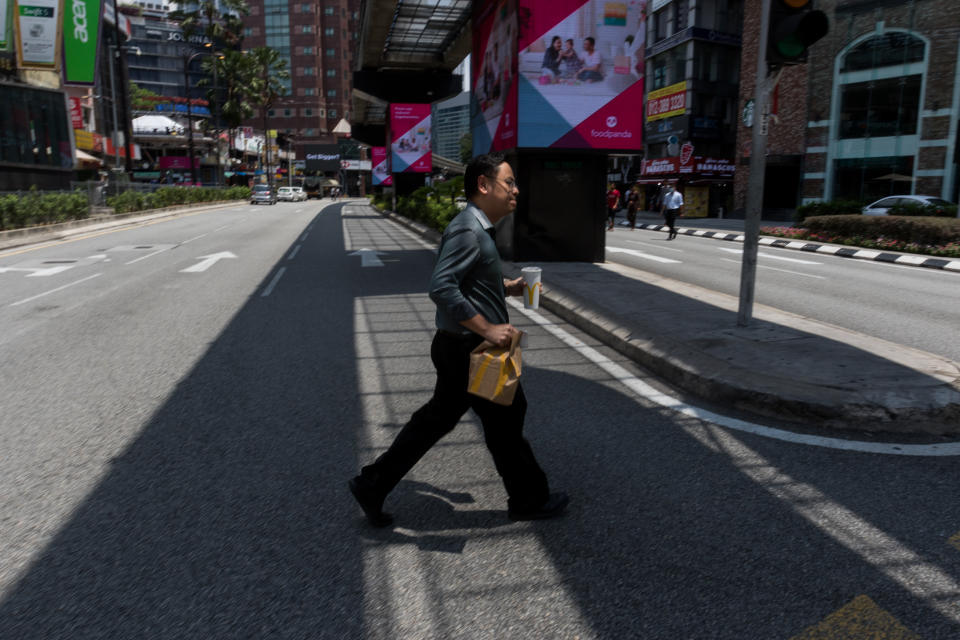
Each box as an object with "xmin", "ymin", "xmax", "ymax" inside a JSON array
[
  {"xmin": 62, "ymin": 0, "xmax": 99, "ymax": 85},
  {"xmin": 303, "ymin": 144, "xmax": 340, "ymax": 171},
  {"xmin": 641, "ymin": 154, "xmax": 734, "ymax": 177},
  {"xmin": 15, "ymin": 0, "xmax": 61, "ymax": 68},
  {"xmin": 646, "ymin": 81, "xmax": 686, "ymax": 122},
  {"xmin": 68, "ymin": 96, "xmax": 83, "ymax": 128}
]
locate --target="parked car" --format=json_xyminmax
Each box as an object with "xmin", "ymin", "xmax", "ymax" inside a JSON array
[
  {"xmin": 250, "ymin": 184, "xmax": 277, "ymax": 205},
  {"xmin": 861, "ymin": 194, "xmax": 953, "ymax": 216},
  {"xmin": 277, "ymin": 186, "xmax": 306, "ymax": 202}
]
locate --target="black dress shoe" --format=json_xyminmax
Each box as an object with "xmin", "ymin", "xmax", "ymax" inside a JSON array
[
  {"xmin": 348, "ymin": 477, "xmax": 393, "ymax": 527},
  {"xmin": 508, "ymin": 492, "xmax": 570, "ymax": 521}
]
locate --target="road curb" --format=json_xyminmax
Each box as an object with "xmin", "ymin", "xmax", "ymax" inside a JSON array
[{"xmin": 631, "ymin": 222, "xmax": 960, "ymax": 272}]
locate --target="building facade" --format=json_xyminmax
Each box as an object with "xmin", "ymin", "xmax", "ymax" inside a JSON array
[
  {"xmin": 431, "ymin": 91, "xmax": 469, "ymax": 161},
  {"xmin": 641, "ymin": 0, "xmax": 744, "ymax": 217},
  {"xmin": 735, "ymin": 0, "xmax": 960, "ymax": 213},
  {"xmin": 240, "ymin": 0, "xmax": 362, "ymax": 156}
]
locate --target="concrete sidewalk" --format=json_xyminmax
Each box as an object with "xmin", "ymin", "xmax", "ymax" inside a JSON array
[
  {"xmin": 501, "ymin": 259, "xmax": 960, "ymax": 436},
  {"xmin": 381, "ymin": 207, "xmax": 960, "ymax": 436}
]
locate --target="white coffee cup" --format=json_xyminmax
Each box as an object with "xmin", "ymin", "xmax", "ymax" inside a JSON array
[{"xmin": 521, "ymin": 267, "xmax": 542, "ymax": 309}]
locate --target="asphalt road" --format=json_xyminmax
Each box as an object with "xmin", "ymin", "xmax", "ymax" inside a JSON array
[
  {"xmin": 1, "ymin": 201, "xmax": 959, "ymax": 638},
  {"xmin": 606, "ymin": 223, "xmax": 960, "ymax": 362}
]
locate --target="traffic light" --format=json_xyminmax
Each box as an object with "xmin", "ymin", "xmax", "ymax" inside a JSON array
[{"xmin": 767, "ymin": 0, "xmax": 829, "ymax": 69}]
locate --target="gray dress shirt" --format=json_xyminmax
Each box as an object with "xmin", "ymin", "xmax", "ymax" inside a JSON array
[{"xmin": 429, "ymin": 203, "xmax": 508, "ymax": 335}]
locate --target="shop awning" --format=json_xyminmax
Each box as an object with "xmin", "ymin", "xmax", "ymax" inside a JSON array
[{"xmin": 75, "ymin": 148, "xmax": 102, "ymax": 166}]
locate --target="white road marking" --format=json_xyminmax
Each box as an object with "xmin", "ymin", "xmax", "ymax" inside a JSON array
[
  {"xmin": 261, "ymin": 267, "xmax": 286, "ymax": 297},
  {"xmin": 607, "ymin": 246, "xmax": 682, "ymax": 264},
  {"xmin": 0, "ymin": 264, "xmax": 74, "ymax": 277},
  {"xmin": 126, "ymin": 246, "xmax": 173, "ymax": 265},
  {"xmin": 509, "ymin": 298, "xmax": 960, "ymax": 456},
  {"xmin": 180, "ymin": 251, "xmax": 238, "ymax": 273},
  {"xmin": 350, "ymin": 248, "xmax": 385, "ymax": 267},
  {"xmin": 719, "ymin": 258, "xmax": 825, "ymax": 279},
  {"xmin": 182, "ymin": 233, "xmax": 208, "ymax": 245},
  {"xmin": 621, "ymin": 239, "xmax": 684, "ymax": 253},
  {"xmin": 10, "ymin": 273, "xmax": 103, "ymax": 307},
  {"xmin": 718, "ymin": 247, "xmax": 821, "ymax": 265},
  {"xmin": 287, "ymin": 245, "xmax": 301, "ymax": 260},
  {"xmin": 300, "ymin": 231, "xmax": 310, "ymax": 242}
]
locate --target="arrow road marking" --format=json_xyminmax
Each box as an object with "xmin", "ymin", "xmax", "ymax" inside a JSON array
[
  {"xmin": 607, "ymin": 246, "xmax": 681, "ymax": 264},
  {"xmin": 349, "ymin": 248, "xmax": 385, "ymax": 267},
  {"xmin": 180, "ymin": 251, "xmax": 237, "ymax": 273}
]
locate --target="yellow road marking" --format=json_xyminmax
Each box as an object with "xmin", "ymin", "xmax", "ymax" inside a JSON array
[
  {"xmin": 789, "ymin": 595, "xmax": 921, "ymax": 639},
  {"xmin": 948, "ymin": 531, "xmax": 960, "ymax": 552}
]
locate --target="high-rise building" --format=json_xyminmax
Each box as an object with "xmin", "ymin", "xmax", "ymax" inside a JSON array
[
  {"xmin": 432, "ymin": 92, "xmax": 470, "ymax": 161},
  {"xmin": 241, "ymin": 0, "xmax": 363, "ymax": 153}
]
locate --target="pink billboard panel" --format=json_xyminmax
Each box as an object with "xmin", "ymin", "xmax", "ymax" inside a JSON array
[
  {"xmin": 471, "ymin": 0, "xmax": 518, "ymax": 154},
  {"xmin": 390, "ymin": 104, "xmax": 432, "ymax": 173},
  {"xmin": 371, "ymin": 146, "xmax": 393, "ymax": 185},
  {"xmin": 516, "ymin": 0, "xmax": 646, "ymax": 150}
]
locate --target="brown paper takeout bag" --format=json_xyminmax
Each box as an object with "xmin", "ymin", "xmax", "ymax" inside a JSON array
[{"xmin": 467, "ymin": 331, "xmax": 523, "ymax": 406}]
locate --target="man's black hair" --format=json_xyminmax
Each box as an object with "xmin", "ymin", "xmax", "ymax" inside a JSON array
[{"xmin": 464, "ymin": 152, "xmax": 507, "ymax": 199}]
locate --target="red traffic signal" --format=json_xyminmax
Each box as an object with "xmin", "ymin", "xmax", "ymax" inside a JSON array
[{"xmin": 768, "ymin": 0, "xmax": 829, "ymax": 69}]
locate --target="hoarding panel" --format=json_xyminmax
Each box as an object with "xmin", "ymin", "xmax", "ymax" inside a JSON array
[
  {"xmin": 471, "ymin": 0, "xmax": 517, "ymax": 155},
  {"xmin": 371, "ymin": 146, "xmax": 392, "ymax": 186},
  {"xmin": 15, "ymin": 0, "xmax": 62, "ymax": 68},
  {"xmin": 516, "ymin": 0, "xmax": 645, "ymax": 150},
  {"xmin": 61, "ymin": 0, "xmax": 100, "ymax": 85},
  {"xmin": 303, "ymin": 144, "xmax": 340, "ymax": 171},
  {"xmin": 389, "ymin": 103, "xmax": 431, "ymax": 173}
]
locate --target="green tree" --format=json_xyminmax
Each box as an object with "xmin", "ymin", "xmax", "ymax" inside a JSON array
[
  {"xmin": 247, "ymin": 47, "xmax": 290, "ymax": 189},
  {"xmin": 197, "ymin": 51, "xmax": 257, "ymax": 156},
  {"xmin": 169, "ymin": 0, "xmax": 249, "ymax": 49},
  {"xmin": 129, "ymin": 82, "xmax": 161, "ymax": 111},
  {"xmin": 458, "ymin": 132, "xmax": 473, "ymax": 164}
]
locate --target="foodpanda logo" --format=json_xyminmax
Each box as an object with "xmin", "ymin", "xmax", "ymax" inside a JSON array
[{"xmin": 606, "ymin": 116, "xmax": 618, "ymax": 128}]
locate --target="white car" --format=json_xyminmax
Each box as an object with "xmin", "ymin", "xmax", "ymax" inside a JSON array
[
  {"xmin": 277, "ymin": 186, "xmax": 307, "ymax": 202},
  {"xmin": 861, "ymin": 195, "xmax": 953, "ymax": 216}
]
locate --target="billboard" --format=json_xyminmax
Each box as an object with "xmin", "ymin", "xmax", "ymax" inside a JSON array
[
  {"xmin": 371, "ymin": 146, "xmax": 392, "ymax": 186},
  {"xmin": 15, "ymin": 0, "xmax": 62, "ymax": 68},
  {"xmin": 515, "ymin": 0, "xmax": 646, "ymax": 150},
  {"xmin": 389, "ymin": 103, "xmax": 431, "ymax": 173},
  {"xmin": 61, "ymin": 0, "xmax": 100, "ymax": 85},
  {"xmin": 646, "ymin": 80, "xmax": 686, "ymax": 122},
  {"xmin": 303, "ymin": 144, "xmax": 340, "ymax": 171},
  {"xmin": 471, "ymin": 0, "xmax": 517, "ymax": 153}
]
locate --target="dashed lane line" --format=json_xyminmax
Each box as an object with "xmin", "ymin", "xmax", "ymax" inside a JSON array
[{"xmin": 9, "ymin": 273, "xmax": 103, "ymax": 307}]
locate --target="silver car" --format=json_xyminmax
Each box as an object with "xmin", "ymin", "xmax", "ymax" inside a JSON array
[
  {"xmin": 862, "ymin": 195, "xmax": 952, "ymax": 216},
  {"xmin": 251, "ymin": 184, "xmax": 277, "ymax": 205}
]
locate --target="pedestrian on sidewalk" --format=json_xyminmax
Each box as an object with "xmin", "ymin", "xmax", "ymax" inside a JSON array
[
  {"xmin": 660, "ymin": 180, "xmax": 684, "ymax": 240},
  {"xmin": 606, "ymin": 183, "xmax": 621, "ymax": 230},
  {"xmin": 349, "ymin": 152, "xmax": 569, "ymax": 527},
  {"xmin": 625, "ymin": 184, "xmax": 639, "ymax": 230}
]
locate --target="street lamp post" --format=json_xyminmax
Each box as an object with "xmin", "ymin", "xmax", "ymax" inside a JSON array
[{"xmin": 108, "ymin": 44, "xmax": 141, "ymax": 173}]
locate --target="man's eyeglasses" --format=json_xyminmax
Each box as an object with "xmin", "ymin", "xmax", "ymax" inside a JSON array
[{"xmin": 485, "ymin": 176, "xmax": 517, "ymax": 190}]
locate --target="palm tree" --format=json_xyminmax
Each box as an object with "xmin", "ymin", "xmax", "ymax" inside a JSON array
[
  {"xmin": 247, "ymin": 47, "xmax": 289, "ymax": 190},
  {"xmin": 169, "ymin": 0, "xmax": 249, "ymax": 49},
  {"xmin": 198, "ymin": 50, "xmax": 256, "ymax": 160}
]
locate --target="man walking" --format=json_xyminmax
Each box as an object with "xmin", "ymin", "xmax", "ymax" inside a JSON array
[
  {"xmin": 349, "ymin": 153, "xmax": 569, "ymax": 527},
  {"xmin": 660, "ymin": 180, "xmax": 684, "ymax": 240}
]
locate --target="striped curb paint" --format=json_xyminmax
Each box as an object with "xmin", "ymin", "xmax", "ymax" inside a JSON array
[{"xmin": 631, "ymin": 223, "xmax": 960, "ymax": 272}]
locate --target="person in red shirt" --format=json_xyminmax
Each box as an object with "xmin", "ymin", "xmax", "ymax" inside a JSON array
[{"xmin": 606, "ymin": 184, "xmax": 621, "ymax": 230}]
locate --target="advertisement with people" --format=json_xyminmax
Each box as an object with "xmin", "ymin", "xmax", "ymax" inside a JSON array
[
  {"xmin": 389, "ymin": 103, "xmax": 431, "ymax": 173},
  {"xmin": 371, "ymin": 146, "xmax": 392, "ymax": 186},
  {"xmin": 471, "ymin": 0, "xmax": 518, "ymax": 154},
  {"xmin": 516, "ymin": 0, "xmax": 646, "ymax": 150}
]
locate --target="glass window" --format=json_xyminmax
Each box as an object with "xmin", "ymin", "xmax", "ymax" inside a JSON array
[
  {"xmin": 842, "ymin": 33, "xmax": 924, "ymax": 72},
  {"xmin": 327, "ymin": 89, "xmax": 337, "ymax": 97},
  {"xmin": 326, "ymin": 48, "xmax": 335, "ymax": 56},
  {"xmin": 304, "ymin": 67, "xmax": 315, "ymax": 75},
  {"xmin": 305, "ymin": 109, "xmax": 313, "ymax": 116},
  {"xmin": 834, "ymin": 156, "xmax": 913, "ymax": 202},
  {"xmin": 326, "ymin": 69, "xmax": 336, "ymax": 77},
  {"xmin": 303, "ymin": 46, "xmax": 313, "ymax": 54},
  {"xmin": 838, "ymin": 75, "xmax": 921, "ymax": 139},
  {"xmin": 673, "ymin": 0, "xmax": 688, "ymax": 32},
  {"xmin": 302, "ymin": 25, "xmax": 313, "ymax": 33},
  {"xmin": 324, "ymin": 28, "xmax": 335, "ymax": 36},
  {"xmin": 325, "ymin": 6, "xmax": 335, "ymax": 14},
  {"xmin": 329, "ymin": 109, "xmax": 337, "ymax": 117},
  {"xmin": 302, "ymin": 3, "xmax": 310, "ymax": 11},
  {"xmin": 304, "ymin": 88, "xmax": 316, "ymax": 96}
]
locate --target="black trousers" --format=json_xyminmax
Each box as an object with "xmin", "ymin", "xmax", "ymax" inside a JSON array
[
  {"xmin": 664, "ymin": 209, "xmax": 679, "ymax": 237},
  {"xmin": 360, "ymin": 331, "xmax": 550, "ymax": 511}
]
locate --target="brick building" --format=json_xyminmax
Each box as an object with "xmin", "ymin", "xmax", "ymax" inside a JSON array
[
  {"xmin": 735, "ymin": 0, "xmax": 960, "ymax": 215},
  {"xmin": 241, "ymin": 0, "xmax": 362, "ymax": 154}
]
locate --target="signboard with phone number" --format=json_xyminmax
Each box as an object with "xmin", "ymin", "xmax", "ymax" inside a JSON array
[{"xmin": 646, "ymin": 81, "xmax": 686, "ymax": 122}]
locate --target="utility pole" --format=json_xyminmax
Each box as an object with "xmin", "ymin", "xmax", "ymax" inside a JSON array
[{"xmin": 737, "ymin": 0, "xmax": 773, "ymax": 327}]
